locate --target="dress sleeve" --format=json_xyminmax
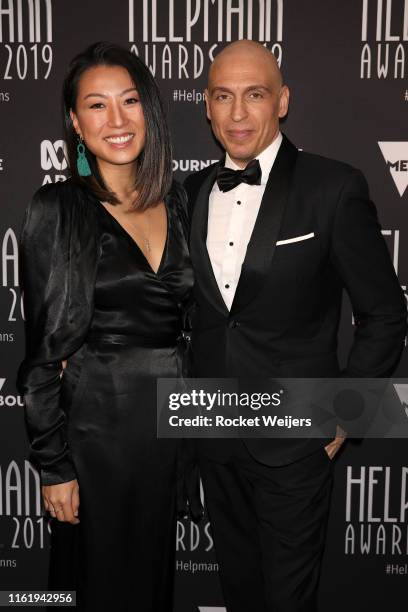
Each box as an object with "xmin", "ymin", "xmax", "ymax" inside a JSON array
[{"xmin": 17, "ymin": 187, "xmax": 78, "ymax": 485}]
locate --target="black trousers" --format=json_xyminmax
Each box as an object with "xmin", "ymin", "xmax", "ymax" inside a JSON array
[{"xmin": 199, "ymin": 440, "xmax": 334, "ymax": 612}]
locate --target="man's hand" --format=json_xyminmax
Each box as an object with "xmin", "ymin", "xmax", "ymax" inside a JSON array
[
  {"xmin": 42, "ymin": 479, "xmax": 80, "ymax": 524},
  {"xmin": 324, "ymin": 425, "xmax": 347, "ymax": 459}
]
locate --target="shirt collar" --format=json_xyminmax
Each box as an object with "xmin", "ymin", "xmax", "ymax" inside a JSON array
[{"xmin": 224, "ymin": 131, "xmax": 283, "ymax": 185}]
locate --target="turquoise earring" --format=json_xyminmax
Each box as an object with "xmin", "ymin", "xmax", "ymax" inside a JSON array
[{"xmin": 76, "ymin": 136, "xmax": 92, "ymax": 177}]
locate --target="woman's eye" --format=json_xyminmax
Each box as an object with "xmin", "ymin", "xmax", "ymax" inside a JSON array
[
  {"xmin": 125, "ymin": 97, "xmax": 139, "ymax": 105},
  {"xmin": 90, "ymin": 102, "xmax": 104, "ymax": 109}
]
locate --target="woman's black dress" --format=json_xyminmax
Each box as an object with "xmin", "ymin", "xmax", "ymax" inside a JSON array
[{"xmin": 49, "ymin": 193, "xmax": 193, "ymax": 611}]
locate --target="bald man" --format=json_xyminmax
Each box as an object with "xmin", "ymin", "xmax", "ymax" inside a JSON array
[{"xmin": 184, "ymin": 41, "xmax": 406, "ymax": 611}]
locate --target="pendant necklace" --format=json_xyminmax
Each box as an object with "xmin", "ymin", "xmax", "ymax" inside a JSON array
[{"xmin": 126, "ymin": 209, "xmax": 152, "ymax": 254}]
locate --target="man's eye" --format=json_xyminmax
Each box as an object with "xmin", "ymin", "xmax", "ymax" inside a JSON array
[
  {"xmin": 249, "ymin": 92, "xmax": 263, "ymax": 99},
  {"xmin": 215, "ymin": 94, "xmax": 229, "ymax": 101}
]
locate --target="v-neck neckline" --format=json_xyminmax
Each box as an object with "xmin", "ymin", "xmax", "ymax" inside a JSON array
[{"xmin": 98, "ymin": 199, "xmax": 169, "ymax": 277}]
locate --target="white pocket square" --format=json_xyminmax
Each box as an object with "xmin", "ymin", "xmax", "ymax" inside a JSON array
[{"xmin": 276, "ymin": 232, "xmax": 315, "ymax": 246}]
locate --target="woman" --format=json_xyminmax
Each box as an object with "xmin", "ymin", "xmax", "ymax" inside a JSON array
[{"xmin": 17, "ymin": 41, "xmax": 194, "ymax": 611}]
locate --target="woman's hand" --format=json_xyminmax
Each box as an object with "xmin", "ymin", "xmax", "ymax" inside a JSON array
[{"xmin": 42, "ymin": 480, "xmax": 80, "ymax": 524}]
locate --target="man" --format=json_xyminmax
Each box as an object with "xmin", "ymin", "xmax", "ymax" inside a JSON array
[{"xmin": 183, "ymin": 40, "xmax": 407, "ymax": 611}]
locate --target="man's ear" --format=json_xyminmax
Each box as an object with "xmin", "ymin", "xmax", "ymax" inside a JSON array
[
  {"xmin": 70, "ymin": 109, "xmax": 81, "ymax": 137},
  {"xmin": 278, "ymin": 85, "xmax": 290, "ymax": 119},
  {"xmin": 204, "ymin": 89, "xmax": 211, "ymax": 121}
]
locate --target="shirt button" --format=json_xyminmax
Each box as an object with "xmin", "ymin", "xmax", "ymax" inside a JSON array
[
  {"xmin": 225, "ymin": 284, "xmax": 230, "ymax": 289},
  {"xmin": 229, "ymin": 242, "xmax": 234, "ymax": 246},
  {"xmin": 228, "ymin": 320, "xmax": 239, "ymax": 329},
  {"xmin": 236, "ymin": 200, "xmax": 241, "ymax": 205}
]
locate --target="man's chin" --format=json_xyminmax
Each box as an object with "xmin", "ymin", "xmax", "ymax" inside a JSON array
[{"xmin": 225, "ymin": 146, "xmax": 256, "ymax": 166}]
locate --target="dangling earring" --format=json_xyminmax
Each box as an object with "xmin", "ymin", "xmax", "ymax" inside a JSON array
[{"xmin": 76, "ymin": 135, "xmax": 92, "ymax": 177}]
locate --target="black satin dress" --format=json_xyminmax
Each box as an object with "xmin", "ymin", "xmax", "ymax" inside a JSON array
[{"xmin": 50, "ymin": 194, "xmax": 193, "ymax": 611}]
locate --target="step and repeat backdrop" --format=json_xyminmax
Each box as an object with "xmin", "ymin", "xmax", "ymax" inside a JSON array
[{"xmin": 1, "ymin": 1, "xmax": 407, "ymax": 611}]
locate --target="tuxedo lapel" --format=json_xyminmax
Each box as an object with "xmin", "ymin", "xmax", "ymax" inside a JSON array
[
  {"xmin": 189, "ymin": 161, "xmax": 229, "ymax": 317},
  {"xmin": 230, "ymin": 135, "xmax": 298, "ymax": 315}
]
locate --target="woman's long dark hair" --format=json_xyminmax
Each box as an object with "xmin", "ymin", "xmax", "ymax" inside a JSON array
[{"xmin": 62, "ymin": 41, "xmax": 172, "ymax": 210}]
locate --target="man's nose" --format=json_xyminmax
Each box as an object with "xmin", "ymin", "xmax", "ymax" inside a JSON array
[{"xmin": 230, "ymin": 97, "xmax": 248, "ymax": 122}]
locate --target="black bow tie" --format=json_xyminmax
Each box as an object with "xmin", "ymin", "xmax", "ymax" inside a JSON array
[{"xmin": 216, "ymin": 158, "xmax": 262, "ymax": 193}]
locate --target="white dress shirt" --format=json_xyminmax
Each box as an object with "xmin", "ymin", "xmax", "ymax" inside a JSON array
[{"xmin": 207, "ymin": 132, "xmax": 283, "ymax": 310}]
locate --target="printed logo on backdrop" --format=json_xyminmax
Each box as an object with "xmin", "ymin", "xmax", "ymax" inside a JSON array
[
  {"xmin": 176, "ymin": 481, "xmax": 219, "ymax": 576},
  {"xmin": 128, "ymin": 0, "xmax": 284, "ymax": 87},
  {"xmin": 0, "ymin": 459, "xmax": 50, "ymax": 559},
  {"xmin": 0, "ymin": 0, "xmax": 54, "ymax": 80},
  {"xmin": 360, "ymin": 0, "xmax": 408, "ymax": 79},
  {"xmin": 1, "ymin": 224, "xmax": 21, "ymax": 338},
  {"xmin": 378, "ymin": 142, "xmax": 408, "ymax": 197},
  {"xmin": 0, "ymin": 377, "xmax": 22, "ymax": 406},
  {"xmin": 176, "ymin": 517, "xmax": 218, "ymax": 574},
  {"xmin": 41, "ymin": 139, "xmax": 67, "ymax": 184},
  {"xmin": 173, "ymin": 159, "xmax": 219, "ymax": 173},
  {"xmin": 345, "ymin": 465, "xmax": 408, "ymax": 566}
]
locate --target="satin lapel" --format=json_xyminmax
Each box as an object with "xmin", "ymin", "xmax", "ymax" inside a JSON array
[
  {"xmin": 189, "ymin": 162, "xmax": 229, "ymax": 317},
  {"xmin": 230, "ymin": 135, "xmax": 298, "ymax": 316}
]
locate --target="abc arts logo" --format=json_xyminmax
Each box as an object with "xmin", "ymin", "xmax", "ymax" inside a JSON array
[
  {"xmin": 41, "ymin": 139, "xmax": 67, "ymax": 184},
  {"xmin": 0, "ymin": 378, "xmax": 23, "ymax": 407},
  {"xmin": 378, "ymin": 142, "xmax": 408, "ymax": 197}
]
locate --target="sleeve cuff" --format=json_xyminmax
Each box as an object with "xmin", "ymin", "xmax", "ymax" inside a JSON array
[{"xmin": 40, "ymin": 460, "xmax": 77, "ymax": 486}]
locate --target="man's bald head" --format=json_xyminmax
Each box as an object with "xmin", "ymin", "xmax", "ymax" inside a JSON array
[
  {"xmin": 205, "ymin": 39, "xmax": 289, "ymax": 167},
  {"xmin": 208, "ymin": 40, "xmax": 283, "ymax": 90}
]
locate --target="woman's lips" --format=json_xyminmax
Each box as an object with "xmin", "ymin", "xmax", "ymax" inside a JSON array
[{"xmin": 104, "ymin": 133, "xmax": 135, "ymax": 149}]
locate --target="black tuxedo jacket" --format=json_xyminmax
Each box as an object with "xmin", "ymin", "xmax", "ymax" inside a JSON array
[{"xmin": 184, "ymin": 134, "xmax": 407, "ymax": 465}]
